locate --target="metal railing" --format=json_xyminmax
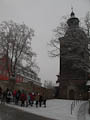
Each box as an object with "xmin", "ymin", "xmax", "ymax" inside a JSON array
[{"xmin": 71, "ymin": 99, "xmax": 82, "ymax": 115}]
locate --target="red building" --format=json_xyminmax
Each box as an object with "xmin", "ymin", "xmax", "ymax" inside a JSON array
[
  {"xmin": 0, "ymin": 55, "xmax": 23, "ymax": 83},
  {"xmin": 0, "ymin": 55, "xmax": 42, "ymax": 90}
]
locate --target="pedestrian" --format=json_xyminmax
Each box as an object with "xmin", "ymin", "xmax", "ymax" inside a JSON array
[
  {"xmin": 20, "ymin": 90, "xmax": 26, "ymax": 107},
  {"xmin": 30, "ymin": 92, "xmax": 35, "ymax": 106},
  {"xmin": 1, "ymin": 90, "xmax": 7, "ymax": 104},
  {"xmin": 39, "ymin": 94, "xmax": 43, "ymax": 107},
  {"xmin": 0, "ymin": 87, "xmax": 2, "ymax": 103},
  {"xmin": 25, "ymin": 93, "xmax": 30, "ymax": 107},
  {"xmin": 13, "ymin": 89, "xmax": 17, "ymax": 103},
  {"xmin": 43, "ymin": 93, "xmax": 47, "ymax": 107},
  {"xmin": 35, "ymin": 93, "xmax": 39, "ymax": 108},
  {"xmin": 15, "ymin": 90, "xmax": 21, "ymax": 105},
  {"xmin": 6, "ymin": 89, "xmax": 12, "ymax": 103}
]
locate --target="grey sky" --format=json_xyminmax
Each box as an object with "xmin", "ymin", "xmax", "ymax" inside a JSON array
[{"xmin": 0, "ymin": 0, "xmax": 90, "ymax": 84}]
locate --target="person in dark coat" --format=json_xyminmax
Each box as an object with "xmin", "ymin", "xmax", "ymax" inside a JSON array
[
  {"xmin": 6, "ymin": 90, "xmax": 12, "ymax": 103},
  {"xmin": 0, "ymin": 87, "xmax": 2, "ymax": 102},
  {"xmin": 20, "ymin": 90, "xmax": 26, "ymax": 107},
  {"xmin": 13, "ymin": 89, "xmax": 17, "ymax": 103},
  {"xmin": 39, "ymin": 94, "xmax": 43, "ymax": 107},
  {"xmin": 2, "ymin": 90, "xmax": 7, "ymax": 103},
  {"xmin": 35, "ymin": 93, "xmax": 39, "ymax": 108},
  {"xmin": 15, "ymin": 90, "xmax": 21, "ymax": 105},
  {"xmin": 43, "ymin": 93, "xmax": 47, "ymax": 107}
]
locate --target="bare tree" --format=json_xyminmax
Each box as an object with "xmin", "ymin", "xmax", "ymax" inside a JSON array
[
  {"xmin": 0, "ymin": 20, "xmax": 37, "ymax": 88},
  {"xmin": 48, "ymin": 12, "xmax": 90, "ymax": 98},
  {"xmin": 48, "ymin": 13, "xmax": 90, "ymax": 71},
  {"xmin": 48, "ymin": 16, "xmax": 68, "ymax": 57},
  {"xmin": 48, "ymin": 12, "xmax": 90, "ymax": 58},
  {"xmin": 84, "ymin": 11, "xmax": 90, "ymax": 37},
  {"xmin": 44, "ymin": 80, "xmax": 54, "ymax": 89}
]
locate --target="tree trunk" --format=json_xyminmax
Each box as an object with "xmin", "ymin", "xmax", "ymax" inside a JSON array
[{"xmin": 8, "ymin": 75, "xmax": 16, "ymax": 90}]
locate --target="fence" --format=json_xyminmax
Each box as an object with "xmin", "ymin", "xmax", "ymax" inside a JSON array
[{"xmin": 71, "ymin": 99, "xmax": 82, "ymax": 115}]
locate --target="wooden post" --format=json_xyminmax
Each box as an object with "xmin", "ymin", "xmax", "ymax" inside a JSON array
[
  {"xmin": 88, "ymin": 89, "xmax": 90, "ymax": 114},
  {"xmin": 71, "ymin": 103, "xmax": 73, "ymax": 115}
]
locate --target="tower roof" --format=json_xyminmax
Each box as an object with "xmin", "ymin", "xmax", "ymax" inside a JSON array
[
  {"xmin": 70, "ymin": 11, "xmax": 75, "ymax": 17},
  {"xmin": 70, "ymin": 7, "xmax": 75, "ymax": 17},
  {"xmin": 67, "ymin": 10, "xmax": 79, "ymax": 27}
]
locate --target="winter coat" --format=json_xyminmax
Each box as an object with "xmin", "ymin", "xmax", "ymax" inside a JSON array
[{"xmin": 20, "ymin": 93, "xmax": 26, "ymax": 101}]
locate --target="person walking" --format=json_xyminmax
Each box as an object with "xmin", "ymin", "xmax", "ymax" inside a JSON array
[
  {"xmin": 6, "ymin": 89, "xmax": 12, "ymax": 103},
  {"xmin": 39, "ymin": 94, "xmax": 43, "ymax": 107},
  {"xmin": 20, "ymin": 90, "xmax": 26, "ymax": 107},
  {"xmin": 35, "ymin": 93, "xmax": 39, "ymax": 108},
  {"xmin": 15, "ymin": 90, "xmax": 21, "ymax": 105},
  {"xmin": 26, "ymin": 93, "xmax": 30, "ymax": 107},
  {"xmin": 0, "ymin": 87, "xmax": 2, "ymax": 103},
  {"xmin": 13, "ymin": 89, "xmax": 17, "ymax": 103},
  {"xmin": 43, "ymin": 93, "xmax": 47, "ymax": 107}
]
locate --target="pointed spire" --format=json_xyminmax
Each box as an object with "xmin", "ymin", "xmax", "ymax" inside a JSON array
[
  {"xmin": 67, "ymin": 8, "xmax": 79, "ymax": 27},
  {"xmin": 70, "ymin": 6, "xmax": 75, "ymax": 17}
]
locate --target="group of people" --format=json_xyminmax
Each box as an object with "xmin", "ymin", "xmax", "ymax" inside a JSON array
[{"xmin": 0, "ymin": 87, "xmax": 47, "ymax": 108}]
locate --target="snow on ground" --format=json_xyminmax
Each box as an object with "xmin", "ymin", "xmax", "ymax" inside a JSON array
[
  {"xmin": 6, "ymin": 99, "xmax": 87, "ymax": 120},
  {"xmin": 86, "ymin": 113, "xmax": 90, "ymax": 120},
  {"xmin": 85, "ymin": 102, "xmax": 90, "ymax": 120}
]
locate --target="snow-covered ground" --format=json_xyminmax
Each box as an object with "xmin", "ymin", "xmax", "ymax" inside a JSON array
[
  {"xmin": 85, "ymin": 102, "xmax": 90, "ymax": 120},
  {"xmin": 6, "ymin": 99, "xmax": 90, "ymax": 120}
]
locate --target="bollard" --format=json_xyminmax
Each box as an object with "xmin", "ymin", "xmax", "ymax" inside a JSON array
[
  {"xmin": 71, "ymin": 103, "xmax": 72, "ymax": 114},
  {"xmin": 71, "ymin": 102, "xmax": 74, "ymax": 115},
  {"xmin": 88, "ymin": 99, "xmax": 90, "ymax": 114},
  {"xmin": 73, "ymin": 100, "xmax": 75, "ymax": 107}
]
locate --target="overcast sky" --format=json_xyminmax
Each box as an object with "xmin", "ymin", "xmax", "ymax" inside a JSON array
[{"xmin": 0, "ymin": 0, "xmax": 90, "ymax": 84}]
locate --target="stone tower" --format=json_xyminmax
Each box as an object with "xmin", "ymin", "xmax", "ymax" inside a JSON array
[{"xmin": 58, "ymin": 11, "xmax": 89, "ymax": 100}]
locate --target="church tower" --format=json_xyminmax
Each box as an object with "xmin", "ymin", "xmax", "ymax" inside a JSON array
[{"xmin": 58, "ymin": 11, "xmax": 89, "ymax": 99}]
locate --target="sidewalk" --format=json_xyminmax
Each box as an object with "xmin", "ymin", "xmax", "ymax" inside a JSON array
[
  {"xmin": 3, "ymin": 99, "xmax": 90, "ymax": 120},
  {"xmin": 77, "ymin": 101, "xmax": 90, "ymax": 120}
]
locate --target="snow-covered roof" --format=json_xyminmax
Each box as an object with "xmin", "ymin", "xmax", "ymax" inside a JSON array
[{"xmin": 86, "ymin": 80, "xmax": 90, "ymax": 86}]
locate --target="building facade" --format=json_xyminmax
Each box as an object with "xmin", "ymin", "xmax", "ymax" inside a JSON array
[
  {"xmin": 0, "ymin": 55, "xmax": 42, "ymax": 90},
  {"xmin": 57, "ymin": 11, "xmax": 89, "ymax": 100}
]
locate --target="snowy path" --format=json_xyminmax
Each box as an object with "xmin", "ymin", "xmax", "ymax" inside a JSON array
[
  {"xmin": 5, "ymin": 99, "xmax": 77, "ymax": 120},
  {"xmin": 77, "ymin": 101, "xmax": 90, "ymax": 120},
  {"xmin": 0, "ymin": 104, "xmax": 54, "ymax": 120},
  {"xmin": 5, "ymin": 99, "xmax": 90, "ymax": 120}
]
